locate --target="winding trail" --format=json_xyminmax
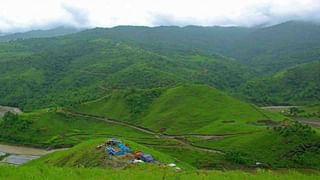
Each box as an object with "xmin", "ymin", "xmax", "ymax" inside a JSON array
[{"xmin": 61, "ymin": 110, "xmax": 225, "ymax": 154}]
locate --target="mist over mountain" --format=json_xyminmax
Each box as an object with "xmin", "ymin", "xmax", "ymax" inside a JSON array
[
  {"xmin": 1, "ymin": 0, "xmax": 320, "ymax": 33},
  {"xmin": 0, "ymin": 27, "xmax": 81, "ymax": 42}
]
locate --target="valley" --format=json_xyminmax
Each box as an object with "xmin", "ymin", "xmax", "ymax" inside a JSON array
[{"xmin": 0, "ymin": 21, "xmax": 319, "ymax": 179}]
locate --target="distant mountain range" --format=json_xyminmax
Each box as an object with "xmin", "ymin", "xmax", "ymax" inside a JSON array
[
  {"xmin": 0, "ymin": 27, "xmax": 81, "ymax": 42},
  {"xmin": 91, "ymin": 21, "xmax": 320, "ymax": 73},
  {"xmin": 0, "ymin": 21, "xmax": 319, "ymax": 109}
]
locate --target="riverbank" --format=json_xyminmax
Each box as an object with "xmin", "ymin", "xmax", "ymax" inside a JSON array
[
  {"xmin": 0, "ymin": 105, "xmax": 22, "ymax": 117},
  {"xmin": 0, "ymin": 143, "xmax": 67, "ymax": 165}
]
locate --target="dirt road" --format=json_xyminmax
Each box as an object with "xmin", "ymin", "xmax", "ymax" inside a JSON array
[{"xmin": 293, "ymin": 117, "xmax": 320, "ymax": 128}]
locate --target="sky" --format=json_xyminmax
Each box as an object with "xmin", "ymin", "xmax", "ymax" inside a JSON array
[{"xmin": 0, "ymin": 0, "xmax": 320, "ymax": 33}]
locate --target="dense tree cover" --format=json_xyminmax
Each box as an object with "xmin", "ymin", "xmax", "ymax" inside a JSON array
[
  {"xmin": 96, "ymin": 21, "xmax": 320, "ymax": 73},
  {"xmin": 0, "ymin": 27, "xmax": 80, "ymax": 42},
  {"xmin": 0, "ymin": 33, "xmax": 254, "ymax": 110},
  {"xmin": 0, "ymin": 21, "xmax": 319, "ymax": 109},
  {"xmin": 238, "ymin": 61, "xmax": 320, "ymax": 105},
  {"xmin": 0, "ymin": 112, "xmax": 33, "ymax": 143}
]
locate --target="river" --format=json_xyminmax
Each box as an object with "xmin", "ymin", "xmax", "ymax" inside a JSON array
[
  {"xmin": 0, "ymin": 105, "xmax": 22, "ymax": 117},
  {"xmin": 0, "ymin": 144, "xmax": 67, "ymax": 165}
]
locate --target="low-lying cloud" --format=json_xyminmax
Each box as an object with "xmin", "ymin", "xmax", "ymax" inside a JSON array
[{"xmin": 1, "ymin": 0, "xmax": 320, "ymax": 33}]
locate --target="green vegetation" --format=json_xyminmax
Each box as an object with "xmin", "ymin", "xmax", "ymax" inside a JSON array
[
  {"xmin": 2, "ymin": 137, "xmax": 317, "ymax": 179},
  {"xmin": 0, "ymin": 22, "xmax": 320, "ymax": 178},
  {"xmin": 1, "ymin": 21, "xmax": 319, "ymax": 110},
  {"xmin": 0, "ymin": 34, "xmax": 253, "ymax": 111},
  {"xmin": 1, "ymin": 165, "xmax": 319, "ymax": 180},
  {"xmin": 189, "ymin": 122, "xmax": 320, "ymax": 168},
  {"xmin": 29, "ymin": 138, "xmax": 193, "ymax": 170},
  {"xmin": 0, "ymin": 109, "xmax": 225, "ymax": 168},
  {"xmin": 0, "ymin": 84, "xmax": 318, "ymax": 170},
  {"xmin": 290, "ymin": 105, "xmax": 320, "ymax": 118},
  {"xmin": 99, "ymin": 21, "xmax": 320, "ymax": 74},
  {"xmin": 0, "ymin": 110, "xmax": 152, "ymax": 148},
  {"xmin": 72, "ymin": 84, "xmax": 286, "ymax": 134},
  {"xmin": 0, "ymin": 27, "xmax": 80, "ymax": 42},
  {"xmin": 239, "ymin": 61, "xmax": 320, "ymax": 105}
]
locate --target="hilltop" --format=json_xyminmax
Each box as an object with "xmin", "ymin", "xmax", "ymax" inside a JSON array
[
  {"xmin": 29, "ymin": 138, "xmax": 192, "ymax": 170},
  {"xmin": 71, "ymin": 84, "xmax": 285, "ymax": 134}
]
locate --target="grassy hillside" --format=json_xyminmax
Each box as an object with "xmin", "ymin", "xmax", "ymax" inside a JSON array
[
  {"xmin": 239, "ymin": 61, "xmax": 320, "ymax": 105},
  {"xmin": 1, "ymin": 93, "xmax": 319, "ymax": 169},
  {"xmin": 1, "ymin": 165, "xmax": 318, "ymax": 180},
  {"xmin": 68, "ymin": 85, "xmax": 320, "ymax": 169},
  {"xmin": 72, "ymin": 84, "xmax": 286, "ymax": 134},
  {"xmin": 29, "ymin": 138, "xmax": 193, "ymax": 170},
  {"xmin": 0, "ymin": 110, "xmax": 226, "ymax": 168},
  {"xmin": 0, "ymin": 110, "xmax": 152, "ymax": 148},
  {"xmin": 189, "ymin": 125, "xmax": 320, "ymax": 168},
  {"xmin": 16, "ymin": 138, "xmax": 318, "ymax": 179}
]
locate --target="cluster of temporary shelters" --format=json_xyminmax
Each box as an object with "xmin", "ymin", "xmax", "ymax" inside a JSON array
[{"xmin": 96, "ymin": 138, "xmax": 154, "ymax": 163}]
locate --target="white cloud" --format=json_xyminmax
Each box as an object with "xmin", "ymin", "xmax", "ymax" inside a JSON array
[{"xmin": 0, "ymin": 0, "xmax": 320, "ymax": 32}]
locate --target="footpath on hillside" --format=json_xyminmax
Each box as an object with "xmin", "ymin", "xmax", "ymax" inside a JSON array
[{"xmin": 61, "ymin": 110, "xmax": 226, "ymax": 154}]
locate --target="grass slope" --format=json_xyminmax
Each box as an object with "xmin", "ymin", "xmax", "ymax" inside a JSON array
[
  {"xmin": 72, "ymin": 84, "xmax": 286, "ymax": 134},
  {"xmin": 1, "ymin": 165, "xmax": 319, "ymax": 180},
  {"xmin": 0, "ymin": 110, "xmax": 226, "ymax": 169},
  {"xmin": 0, "ymin": 109, "xmax": 152, "ymax": 148},
  {"xmin": 29, "ymin": 138, "xmax": 193, "ymax": 170}
]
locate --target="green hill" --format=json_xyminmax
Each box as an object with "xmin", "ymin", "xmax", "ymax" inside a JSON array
[
  {"xmin": 0, "ymin": 109, "xmax": 153, "ymax": 148},
  {"xmin": 239, "ymin": 61, "xmax": 320, "ymax": 105},
  {"xmin": 72, "ymin": 85, "xmax": 286, "ymax": 134},
  {"xmin": 1, "ymin": 87, "xmax": 319, "ymax": 169},
  {"xmin": 29, "ymin": 138, "xmax": 192, "ymax": 170},
  {"xmin": 0, "ymin": 110, "xmax": 225, "ymax": 168},
  {"xmin": 189, "ymin": 121, "xmax": 320, "ymax": 168}
]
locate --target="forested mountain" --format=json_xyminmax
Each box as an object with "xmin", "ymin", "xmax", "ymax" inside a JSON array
[
  {"xmin": 239, "ymin": 61, "xmax": 320, "ymax": 105},
  {"xmin": 94, "ymin": 21, "xmax": 320, "ymax": 73},
  {"xmin": 0, "ymin": 27, "xmax": 81, "ymax": 42},
  {"xmin": 0, "ymin": 21, "xmax": 319, "ymax": 109},
  {"xmin": 0, "ymin": 32, "xmax": 254, "ymax": 110}
]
